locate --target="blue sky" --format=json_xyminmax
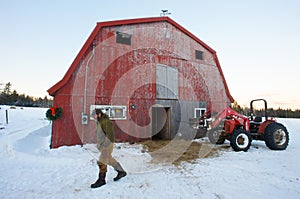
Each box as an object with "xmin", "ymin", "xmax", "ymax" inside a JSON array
[{"xmin": 1, "ymin": 0, "xmax": 299, "ymax": 109}]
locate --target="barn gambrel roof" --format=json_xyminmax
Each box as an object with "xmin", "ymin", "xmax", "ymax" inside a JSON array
[{"xmin": 47, "ymin": 16, "xmax": 234, "ymax": 102}]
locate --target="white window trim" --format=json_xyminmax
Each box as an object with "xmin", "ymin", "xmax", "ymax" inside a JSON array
[
  {"xmin": 90, "ymin": 105, "xmax": 127, "ymax": 120},
  {"xmin": 194, "ymin": 108, "xmax": 206, "ymax": 118},
  {"xmin": 194, "ymin": 108, "xmax": 207, "ymax": 128}
]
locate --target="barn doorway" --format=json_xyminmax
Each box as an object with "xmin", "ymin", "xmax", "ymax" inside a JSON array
[{"xmin": 152, "ymin": 107, "xmax": 171, "ymax": 140}]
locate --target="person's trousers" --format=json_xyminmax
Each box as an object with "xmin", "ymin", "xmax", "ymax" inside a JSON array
[{"xmin": 97, "ymin": 144, "xmax": 119, "ymax": 174}]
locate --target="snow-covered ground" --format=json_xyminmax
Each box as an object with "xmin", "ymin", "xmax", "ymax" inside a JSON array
[{"xmin": 0, "ymin": 106, "xmax": 299, "ymax": 199}]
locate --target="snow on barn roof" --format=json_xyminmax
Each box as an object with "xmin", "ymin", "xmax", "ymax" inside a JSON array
[{"xmin": 47, "ymin": 16, "xmax": 234, "ymax": 102}]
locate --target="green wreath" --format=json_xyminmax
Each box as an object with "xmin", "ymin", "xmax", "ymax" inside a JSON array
[{"xmin": 46, "ymin": 106, "xmax": 63, "ymax": 121}]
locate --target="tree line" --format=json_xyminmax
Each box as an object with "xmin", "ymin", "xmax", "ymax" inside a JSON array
[
  {"xmin": 231, "ymin": 101, "xmax": 300, "ymax": 118},
  {"xmin": 1, "ymin": 82, "xmax": 299, "ymax": 118},
  {"xmin": 0, "ymin": 82, "xmax": 53, "ymax": 108}
]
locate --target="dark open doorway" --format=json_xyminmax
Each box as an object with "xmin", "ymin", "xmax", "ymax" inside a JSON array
[{"xmin": 152, "ymin": 107, "xmax": 171, "ymax": 140}]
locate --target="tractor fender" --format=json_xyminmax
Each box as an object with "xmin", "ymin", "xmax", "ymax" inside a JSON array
[{"xmin": 258, "ymin": 120, "xmax": 275, "ymax": 134}]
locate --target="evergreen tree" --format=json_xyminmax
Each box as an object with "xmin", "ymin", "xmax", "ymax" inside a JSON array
[
  {"xmin": 231, "ymin": 101, "xmax": 300, "ymax": 118},
  {"xmin": 3, "ymin": 82, "xmax": 12, "ymax": 95},
  {"xmin": 0, "ymin": 82, "xmax": 53, "ymax": 107}
]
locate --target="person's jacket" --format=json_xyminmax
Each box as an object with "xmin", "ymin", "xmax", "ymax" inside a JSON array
[{"xmin": 96, "ymin": 114, "xmax": 115, "ymax": 150}]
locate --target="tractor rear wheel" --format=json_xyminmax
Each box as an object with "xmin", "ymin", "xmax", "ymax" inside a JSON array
[
  {"xmin": 230, "ymin": 129, "xmax": 252, "ymax": 152},
  {"xmin": 264, "ymin": 122, "xmax": 289, "ymax": 150},
  {"xmin": 208, "ymin": 129, "xmax": 225, "ymax": 145}
]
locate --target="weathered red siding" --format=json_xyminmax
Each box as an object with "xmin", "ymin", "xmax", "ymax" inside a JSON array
[{"xmin": 48, "ymin": 17, "xmax": 233, "ymax": 148}]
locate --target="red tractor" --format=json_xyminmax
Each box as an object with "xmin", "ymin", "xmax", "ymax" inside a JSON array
[{"xmin": 197, "ymin": 99, "xmax": 289, "ymax": 152}]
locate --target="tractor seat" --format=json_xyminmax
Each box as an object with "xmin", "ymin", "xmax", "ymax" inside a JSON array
[
  {"xmin": 254, "ymin": 116, "xmax": 262, "ymax": 123},
  {"xmin": 250, "ymin": 116, "xmax": 262, "ymax": 133}
]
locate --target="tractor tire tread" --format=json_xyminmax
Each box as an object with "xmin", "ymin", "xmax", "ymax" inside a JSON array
[{"xmin": 264, "ymin": 122, "xmax": 289, "ymax": 150}]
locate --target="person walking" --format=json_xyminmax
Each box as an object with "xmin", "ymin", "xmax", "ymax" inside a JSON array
[{"xmin": 91, "ymin": 108, "xmax": 127, "ymax": 188}]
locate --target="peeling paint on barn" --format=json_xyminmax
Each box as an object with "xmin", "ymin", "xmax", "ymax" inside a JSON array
[{"xmin": 47, "ymin": 17, "xmax": 234, "ymax": 148}]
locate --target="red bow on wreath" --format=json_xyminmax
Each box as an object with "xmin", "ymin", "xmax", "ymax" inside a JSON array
[
  {"xmin": 46, "ymin": 106, "xmax": 63, "ymax": 121},
  {"xmin": 50, "ymin": 106, "xmax": 57, "ymax": 116}
]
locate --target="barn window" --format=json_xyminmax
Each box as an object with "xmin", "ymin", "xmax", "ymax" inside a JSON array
[
  {"xmin": 194, "ymin": 108, "xmax": 207, "ymax": 127},
  {"xmin": 195, "ymin": 50, "xmax": 204, "ymax": 60},
  {"xmin": 194, "ymin": 108, "xmax": 206, "ymax": 118},
  {"xmin": 116, "ymin": 31, "xmax": 131, "ymax": 45},
  {"xmin": 90, "ymin": 105, "xmax": 127, "ymax": 120}
]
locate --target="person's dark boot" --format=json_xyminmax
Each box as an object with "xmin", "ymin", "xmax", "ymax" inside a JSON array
[
  {"xmin": 113, "ymin": 163, "xmax": 127, "ymax": 181},
  {"xmin": 91, "ymin": 172, "xmax": 106, "ymax": 188},
  {"xmin": 114, "ymin": 170, "xmax": 127, "ymax": 181}
]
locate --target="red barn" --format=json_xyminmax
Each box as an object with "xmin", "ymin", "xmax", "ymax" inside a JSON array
[{"xmin": 47, "ymin": 17, "xmax": 234, "ymax": 148}]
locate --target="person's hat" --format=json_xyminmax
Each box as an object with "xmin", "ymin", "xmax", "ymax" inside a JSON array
[{"xmin": 95, "ymin": 109, "xmax": 103, "ymax": 115}]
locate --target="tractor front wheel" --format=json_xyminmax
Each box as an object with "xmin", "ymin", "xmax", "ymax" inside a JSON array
[
  {"xmin": 230, "ymin": 129, "xmax": 252, "ymax": 152},
  {"xmin": 264, "ymin": 122, "xmax": 289, "ymax": 150}
]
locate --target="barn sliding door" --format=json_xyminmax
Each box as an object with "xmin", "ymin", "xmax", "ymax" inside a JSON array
[{"xmin": 156, "ymin": 64, "xmax": 178, "ymax": 99}]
